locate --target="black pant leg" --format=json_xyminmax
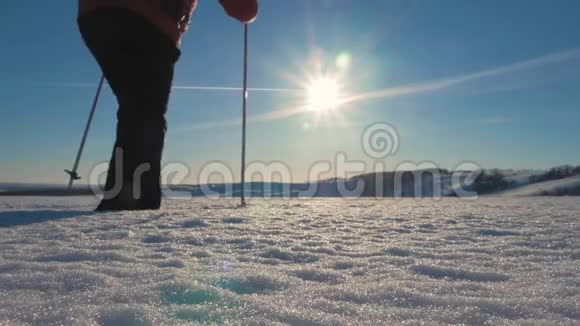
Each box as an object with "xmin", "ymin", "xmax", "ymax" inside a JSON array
[{"xmin": 79, "ymin": 9, "xmax": 179, "ymax": 209}]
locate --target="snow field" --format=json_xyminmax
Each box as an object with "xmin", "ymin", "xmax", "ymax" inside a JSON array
[{"xmin": 0, "ymin": 197, "xmax": 578, "ymax": 325}]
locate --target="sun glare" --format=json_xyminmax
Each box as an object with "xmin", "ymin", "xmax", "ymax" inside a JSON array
[{"xmin": 306, "ymin": 77, "xmax": 341, "ymax": 111}]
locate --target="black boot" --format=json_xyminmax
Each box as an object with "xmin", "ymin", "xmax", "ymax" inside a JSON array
[{"xmin": 96, "ymin": 119, "xmax": 165, "ymax": 212}]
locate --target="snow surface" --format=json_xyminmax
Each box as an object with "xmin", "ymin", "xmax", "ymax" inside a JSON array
[{"xmin": 0, "ymin": 196, "xmax": 578, "ymax": 325}]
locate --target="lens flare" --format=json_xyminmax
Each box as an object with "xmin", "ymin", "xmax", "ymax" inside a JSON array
[{"xmin": 335, "ymin": 52, "xmax": 351, "ymax": 70}]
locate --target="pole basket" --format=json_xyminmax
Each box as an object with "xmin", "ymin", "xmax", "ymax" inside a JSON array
[{"xmin": 65, "ymin": 170, "xmax": 81, "ymax": 181}]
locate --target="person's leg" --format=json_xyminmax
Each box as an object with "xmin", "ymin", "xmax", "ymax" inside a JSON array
[{"xmin": 78, "ymin": 9, "xmax": 180, "ymax": 210}]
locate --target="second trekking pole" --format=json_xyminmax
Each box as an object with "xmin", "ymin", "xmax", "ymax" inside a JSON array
[
  {"xmin": 240, "ymin": 25, "xmax": 249, "ymax": 207},
  {"xmin": 65, "ymin": 75, "xmax": 105, "ymax": 190}
]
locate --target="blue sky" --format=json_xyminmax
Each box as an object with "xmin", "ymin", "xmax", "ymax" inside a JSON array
[{"xmin": 0, "ymin": 0, "xmax": 579, "ymax": 184}]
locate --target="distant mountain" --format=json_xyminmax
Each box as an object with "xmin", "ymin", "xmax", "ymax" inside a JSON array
[
  {"xmin": 0, "ymin": 183, "xmax": 93, "ymax": 196},
  {"xmin": 1, "ymin": 164, "xmax": 579, "ymax": 197}
]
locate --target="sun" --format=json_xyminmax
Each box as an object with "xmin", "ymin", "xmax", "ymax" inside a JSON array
[{"xmin": 306, "ymin": 77, "xmax": 341, "ymax": 111}]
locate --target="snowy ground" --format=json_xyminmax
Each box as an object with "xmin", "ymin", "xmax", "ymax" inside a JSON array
[{"xmin": 0, "ymin": 197, "xmax": 578, "ymax": 325}]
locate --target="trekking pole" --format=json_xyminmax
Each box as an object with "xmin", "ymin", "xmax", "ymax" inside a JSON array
[
  {"xmin": 65, "ymin": 75, "xmax": 105, "ymax": 190},
  {"xmin": 240, "ymin": 24, "xmax": 249, "ymax": 207}
]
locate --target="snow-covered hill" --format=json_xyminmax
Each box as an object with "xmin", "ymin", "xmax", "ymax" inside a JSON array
[
  {"xmin": 0, "ymin": 197, "xmax": 578, "ymax": 325},
  {"xmin": 502, "ymin": 176, "xmax": 580, "ymax": 197}
]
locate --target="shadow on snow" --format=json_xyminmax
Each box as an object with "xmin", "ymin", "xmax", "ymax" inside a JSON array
[{"xmin": 0, "ymin": 210, "xmax": 94, "ymax": 228}]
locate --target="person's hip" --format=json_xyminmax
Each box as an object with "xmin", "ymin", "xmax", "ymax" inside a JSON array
[{"xmin": 78, "ymin": 0, "xmax": 183, "ymax": 45}]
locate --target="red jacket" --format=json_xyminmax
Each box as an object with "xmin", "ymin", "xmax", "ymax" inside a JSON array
[{"xmin": 79, "ymin": 0, "xmax": 198, "ymax": 44}]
